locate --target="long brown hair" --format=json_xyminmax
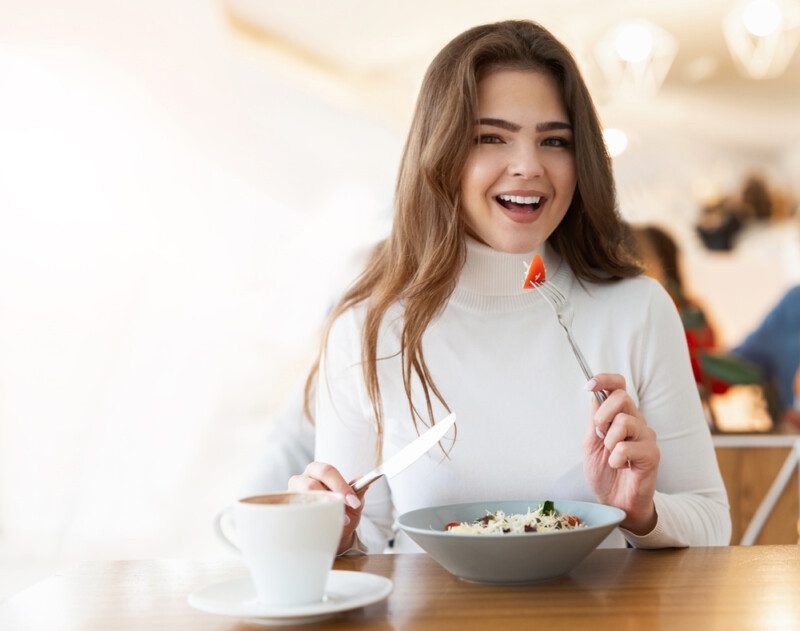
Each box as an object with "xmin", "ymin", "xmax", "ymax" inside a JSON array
[{"xmin": 304, "ymin": 20, "xmax": 640, "ymax": 460}]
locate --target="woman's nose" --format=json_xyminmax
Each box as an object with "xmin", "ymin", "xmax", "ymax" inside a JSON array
[{"xmin": 508, "ymin": 146, "xmax": 544, "ymax": 178}]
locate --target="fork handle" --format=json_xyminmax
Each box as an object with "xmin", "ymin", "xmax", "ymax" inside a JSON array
[{"xmin": 562, "ymin": 325, "xmax": 607, "ymax": 406}]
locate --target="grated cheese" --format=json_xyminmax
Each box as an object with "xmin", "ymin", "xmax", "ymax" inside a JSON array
[{"xmin": 445, "ymin": 502, "xmax": 584, "ymax": 535}]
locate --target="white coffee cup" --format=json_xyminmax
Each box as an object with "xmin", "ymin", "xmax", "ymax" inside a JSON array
[{"xmin": 214, "ymin": 491, "xmax": 345, "ymax": 607}]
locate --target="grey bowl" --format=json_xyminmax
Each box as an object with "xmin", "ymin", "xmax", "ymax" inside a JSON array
[{"xmin": 396, "ymin": 499, "xmax": 625, "ymax": 584}]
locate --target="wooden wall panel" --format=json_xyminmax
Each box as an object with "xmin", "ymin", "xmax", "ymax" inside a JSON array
[{"xmin": 715, "ymin": 446, "xmax": 799, "ymax": 545}]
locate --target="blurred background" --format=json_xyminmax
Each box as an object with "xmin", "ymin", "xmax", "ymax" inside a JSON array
[{"xmin": 1, "ymin": 0, "xmax": 799, "ymax": 597}]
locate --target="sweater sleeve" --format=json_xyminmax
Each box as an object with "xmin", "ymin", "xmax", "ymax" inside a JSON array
[
  {"xmin": 314, "ymin": 308, "xmax": 395, "ymax": 553},
  {"xmin": 623, "ymin": 281, "xmax": 731, "ymax": 548}
]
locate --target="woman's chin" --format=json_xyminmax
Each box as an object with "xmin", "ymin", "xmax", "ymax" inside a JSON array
[
  {"xmin": 464, "ymin": 223, "xmax": 547, "ymax": 253},
  {"xmin": 490, "ymin": 234, "xmax": 544, "ymax": 254}
]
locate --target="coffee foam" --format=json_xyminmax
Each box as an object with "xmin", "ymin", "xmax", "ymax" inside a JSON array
[{"xmin": 242, "ymin": 492, "xmax": 337, "ymax": 506}]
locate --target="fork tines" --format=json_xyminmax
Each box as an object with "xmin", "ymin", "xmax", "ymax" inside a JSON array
[{"xmin": 530, "ymin": 280, "xmax": 566, "ymax": 304}]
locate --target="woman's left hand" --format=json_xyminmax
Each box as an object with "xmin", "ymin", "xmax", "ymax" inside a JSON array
[{"xmin": 583, "ymin": 373, "xmax": 660, "ymax": 535}]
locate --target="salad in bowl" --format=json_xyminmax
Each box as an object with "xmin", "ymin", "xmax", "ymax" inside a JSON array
[{"xmin": 396, "ymin": 499, "xmax": 625, "ymax": 584}]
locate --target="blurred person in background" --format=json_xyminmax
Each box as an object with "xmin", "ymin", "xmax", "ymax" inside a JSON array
[
  {"xmin": 630, "ymin": 225, "xmax": 724, "ymax": 394},
  {"xmin": 732, "ymin": 286, "xmax": 800, "ymax": 430},
  {"xmin": 632, "ymin": 224, "xmax": 797, "ymax": 431},
  {"xmin": 695, "ymin": 174, "xmax": 796, "ymax": 252},
  {"xmin": 711, "ymin": 175, "xmax": 799, "ymax": 429}
]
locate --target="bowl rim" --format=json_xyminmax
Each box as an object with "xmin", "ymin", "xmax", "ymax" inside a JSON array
[{"xmin": 395, "ymin": 499, "xmax": 626, "ymax": 539}]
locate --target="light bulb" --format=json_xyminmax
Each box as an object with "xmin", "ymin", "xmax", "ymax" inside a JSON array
[
  {"xmin": 742, "ymin": 0, "xmax": 783, "ymax": 37},
  {"xmin": 614, "ymin": 23, "xmax": 654, "ymax": 63},
  {"xmin": 603, "ymin": 128, "xmax": 628, "ymax": 157}
]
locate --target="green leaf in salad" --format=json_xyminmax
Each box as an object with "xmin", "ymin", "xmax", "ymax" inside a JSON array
[{"xmin": 539, "ymin": 500, "xmax": 556, "ymax": 516}]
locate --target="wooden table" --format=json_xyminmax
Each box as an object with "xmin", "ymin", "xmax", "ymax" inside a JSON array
[{"xmin": 2, "ymin": 547, "xmax": 799, "ymax": 629}]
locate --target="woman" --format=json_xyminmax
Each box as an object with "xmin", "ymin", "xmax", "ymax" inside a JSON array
[{"xmin": 289, "ymin": 21, "xmax": 731, "ymax": 554}]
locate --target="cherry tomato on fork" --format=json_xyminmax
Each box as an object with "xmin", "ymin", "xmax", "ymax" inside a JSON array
[{"xmin": 523, "ymin": 255, "xmax": 546, "ymax": 288}]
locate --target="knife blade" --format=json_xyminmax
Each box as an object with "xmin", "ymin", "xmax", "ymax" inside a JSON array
[{"xmin": 350, "ymin": 413, "xmax": 456, "ymax": 493}]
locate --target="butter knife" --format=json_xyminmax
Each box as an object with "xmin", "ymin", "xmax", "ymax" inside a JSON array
[{"xmin": 351, "ymin": 413, "xmax": 456, "ymax": 493}]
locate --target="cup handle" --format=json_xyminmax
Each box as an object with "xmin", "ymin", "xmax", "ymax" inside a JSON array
[{"xmin": 214, "ymin": 506, "xmax": 239, "ymax": 553}]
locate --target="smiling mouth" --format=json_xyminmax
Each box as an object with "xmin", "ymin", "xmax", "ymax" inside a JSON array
[{"xmin": 495, "ymin": 196, "xmax": 545, "ymax": 212}]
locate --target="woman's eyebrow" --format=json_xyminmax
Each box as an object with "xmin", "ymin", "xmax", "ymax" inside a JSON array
[
  {"xmin": 477, "ymin": 117, "xmax": 521, "ymax": 132},
  {"xmin": 476, "ymin": 118, "xmax": 573, "ymax": 132},
  {"xmin": 536, "ymin": 121, "xmax": 572, "ymax": 132}
]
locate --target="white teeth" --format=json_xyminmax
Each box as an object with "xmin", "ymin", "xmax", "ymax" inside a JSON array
[{"xmin": 498, "ymin": 194, "xmax": 542, "ymax": 204}]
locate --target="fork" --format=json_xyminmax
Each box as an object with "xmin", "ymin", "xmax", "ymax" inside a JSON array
[{"xmin": 526, "ymin": 275, "xmax": 607, "ymax": 406}]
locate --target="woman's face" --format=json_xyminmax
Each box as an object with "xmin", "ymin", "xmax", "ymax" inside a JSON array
[{"xmin": 460, "ymin": 69, "xmax": 577, "ymax": 253}]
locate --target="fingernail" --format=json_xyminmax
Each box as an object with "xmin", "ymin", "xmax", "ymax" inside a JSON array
[
  {"xmin": 346, "ymin": 494, "xmax": 361, "ymax": 509},
  {"xmin": 595, "ymin": 426, "xmax": 605, "ymax": 439},
  {"xmin": 585, "ymin": 378, "xmax": 597, "ymax": 391},
  {"xmin": 343, "ymin": 514, "xmax": 351, "ymax": 526}
]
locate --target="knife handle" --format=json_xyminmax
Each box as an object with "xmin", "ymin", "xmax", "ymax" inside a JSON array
[{"xmin": 350, "ymin": 470, "xmax": 382, "ymax": 494}]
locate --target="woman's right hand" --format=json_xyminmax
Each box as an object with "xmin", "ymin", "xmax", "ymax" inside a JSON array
[{"xmin": 288, "ymin": 461, "xmax": 365, "ymax": 554}]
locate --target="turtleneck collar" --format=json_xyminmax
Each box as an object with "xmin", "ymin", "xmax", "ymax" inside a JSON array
[{"xmin": 450, "ymin": 236, "xmax": 572, "ymax": 312}]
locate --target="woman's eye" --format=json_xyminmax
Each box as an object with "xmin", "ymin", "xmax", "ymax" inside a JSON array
[
  {"xmin": 542, "ymin": 137, "xmax": 571, "ymax": 148},
  {"xmin": 475, "ymin": 134, "xmax": 503, "ymax": 144}
]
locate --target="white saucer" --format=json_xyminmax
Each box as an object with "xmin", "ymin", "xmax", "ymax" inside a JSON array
[{"xmin": 188, "ymin": 570, "xmax": 393, "ymax": 626}]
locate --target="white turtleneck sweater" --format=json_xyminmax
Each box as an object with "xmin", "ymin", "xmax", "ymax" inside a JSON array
[{"xmin": 315, "ymin": 238, "xmax": 731, "ymax": 552}]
